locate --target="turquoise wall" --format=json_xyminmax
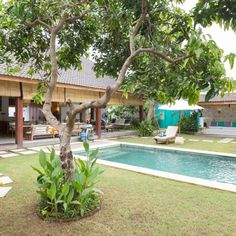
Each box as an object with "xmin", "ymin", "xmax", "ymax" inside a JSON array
[{"xmin": 155, "ymin": 106, "xmax": 192, "ymax": 129}]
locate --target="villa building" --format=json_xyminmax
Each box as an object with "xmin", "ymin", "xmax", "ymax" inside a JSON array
[
  {"xmin": 0, "ymin": 57, "xmax": 144, "ymax": 147},
  {"xmin": 199, "ymin": 93, "xmax": 236, "ymax": 127}
]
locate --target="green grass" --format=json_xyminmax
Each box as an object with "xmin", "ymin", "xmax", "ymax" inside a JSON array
[
  {"xmin": 116, "ymin": 134, "xmax": 236, "ymax": 154},
  {"xmin": 1, "ymin": 154, "xmax": 236, "ymax": 235}
]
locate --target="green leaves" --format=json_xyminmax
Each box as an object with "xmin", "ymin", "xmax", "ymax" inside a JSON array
[
  {"xmin": 83, "ymin": 141, "xmax": 89, "ymax": 153},
  {"xmin": 39, "ymin": 150, "xmax": 47, "ymax": 168},
  {"xmin": 32, "ymin": 144, "xmax": 102, "ymax": 218},
  {"xmin": 224, "ymin": 53, "xmax": 236, "ymax": 70}
]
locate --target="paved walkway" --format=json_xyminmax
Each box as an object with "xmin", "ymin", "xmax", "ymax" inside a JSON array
[
  {"xmin": 186, "ymin": 137, "xmax": 235, "ymax": 144},
  {"xmin": 0, "ymin": 130, "xmax": 137, "ymax": 151},
  {"xmin": 0, "ymin": 139, "xmax": 117, "ymax": 158}
]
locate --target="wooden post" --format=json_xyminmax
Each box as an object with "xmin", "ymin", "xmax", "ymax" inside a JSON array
[
  {"xmin": 139, "ymin": 105, "xmax": 144, "ymax": 121},
  {"xmin": 95, "ymin": 108, "xmax": 101, "ymax": 138},
  {"xmin": 15, "ymin": 97, "xmax": 23, "ymax": 148}
]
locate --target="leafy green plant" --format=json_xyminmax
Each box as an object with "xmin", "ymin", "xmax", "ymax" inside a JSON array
[
  {"xmin": 32, "ymin": 142, "xmax": 103, "ymax": 219},
  {"xmin": 137, "ymin": 119, "xmax": 155, "ymax": 137},
  {"xmin": 180, "ymin": 111, "xmax": 199, "ymax": 133}
]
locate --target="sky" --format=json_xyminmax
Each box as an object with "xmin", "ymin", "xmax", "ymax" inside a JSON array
[{"xmin": 181, "ymin": 0, "xmax": 236, "ymax": 79}]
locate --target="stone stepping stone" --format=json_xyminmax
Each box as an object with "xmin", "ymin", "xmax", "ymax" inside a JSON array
[
  {"xmin": 0, "ymin": 173, "xmax": 3, "ymax": 176},
  {"xmin": 188, "ymin": 139, "xmax": 200, "ymax": 142},
  {"xmin": 202, "ymin": 140, "xmax": 214, "ymax": 143},
  {"xmin": 0, "ymin": 153, "xmax": 19, "ymax": 158},
  {"xmin": 29, "ymin": 146, "xmax": 47, "ymax": 151},
  {"xmin": 18, "ymin": 150, "xmax": 37, "ymax": 155},
  {"xmin": 0, "ymin": 176, "xmax": 13, "ymax": 184},
  {"xmin": 0, "ymin": 187, "xmax": 12, "ymax": 198},
  {"xmin": 217, "ymin": 138, "xmax": 235, "ymax": 144},
  {"xmin": 10, "ymin": 149, "xmax": 27, "ymax": 153},
  {"xmin": 0, "ymin": 151, "xmax": 8, "ymax": 155},
  {"xmin": 231, "ymin": 141, "xmax": 236, "ymax": 144}
]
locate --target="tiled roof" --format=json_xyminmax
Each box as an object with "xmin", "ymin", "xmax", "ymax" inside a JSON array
[
  {"xmin": 199, "ymin": 93, "xmax": 236, "ymax": 103},
  {"xmin": 0, "ymin": 57, "xmax": 116, "ymax": 90}
]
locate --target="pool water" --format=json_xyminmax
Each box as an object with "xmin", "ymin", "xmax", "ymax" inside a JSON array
[{"xmin": 76, "ymin": 145, "xmax": 236, "ymax": 185}]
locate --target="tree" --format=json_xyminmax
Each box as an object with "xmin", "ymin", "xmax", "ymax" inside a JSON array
[
  {"xmin": 94, "ymin": 0, "xmax": 232, "ymax": 120},
  {"xmin": 194, "ymin": 0, "xmax": 236, "ymax": 31},
  {"xmin": 0, "ymin": 0, "xmax": 232, "ymax": 180},
  {"xmin": 193, "ymin": 0, "xmax": 236, "ymax": 71}
]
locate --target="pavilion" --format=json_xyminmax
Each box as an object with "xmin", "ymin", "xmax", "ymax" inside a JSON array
[{"xmin": 0, "ymin": 57, "xmax": 144, "ymax": 147}]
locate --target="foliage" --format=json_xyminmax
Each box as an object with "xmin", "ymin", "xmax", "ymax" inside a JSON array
[
  {"xmin": 180, "ymin": 111, "xmax": 199, "ymax": 133},
  {"xmin": 0, "ymin": 0, "xmax": 98, "ymax": 78},
  {"xmin": 109, "ymin": 105, "xmax": 138, "ymax": 120},
  {"xmin": 194, "ymin": 0, "xmax": 236, "ymax": 31},
  {"xmin": 94, "ymin": 1, "xmax": 233, "ymax": 104},
  {"xmin": 193, "ymin": 0, "xmax": 236, "ymax": 74},
  {"xmin": 137, "ymin": 119, "xmax": 155, "ymax": 137},
  {"xmin": 0, "ymin": 1, "xmax": 233, "ymax": 115},
  {"xmin": 32, "ymin": 142, "xmax": 103, "ymax": 219}
]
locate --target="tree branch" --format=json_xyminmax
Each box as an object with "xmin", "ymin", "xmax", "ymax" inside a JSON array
[
  {"xmin": 67, "ymin": 0, "xmax": 90, "ymax": 9},
  {"xmin": 137, "ymin": 48, "xmax": 194, "ymax": 64},
  {"xmin": 130, "ymin": 0, "xmax": 147, "ymax": 54},
  {"xmin": 26, "ymin": 18, "xmax": 51, "ymax": 31}
]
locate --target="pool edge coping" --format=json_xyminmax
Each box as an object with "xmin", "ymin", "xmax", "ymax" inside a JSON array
[
  {"xmin": 73, "ymin": 141, "xmax": 236, "ymax": 193},
  {"xmin": 72, "ymin": 140, "xmax": 236, "ymax": 158}
]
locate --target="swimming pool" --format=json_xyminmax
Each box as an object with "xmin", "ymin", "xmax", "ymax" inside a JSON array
[{"xmin": 75, "ymin": 144, "xmax": 236, "ymax": 189}]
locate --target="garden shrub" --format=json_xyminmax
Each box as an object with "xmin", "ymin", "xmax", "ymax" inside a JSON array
[
  {"xmin": 137, "ymin": 119, "xmax": 155, "ymax": 136},
  {"xmin": 32, "ymin": 142, "xmax": 103, "ymax": 220},
  {"xmin": 180, "ymin": 111, "xmax": 199, "ymax": 133}
]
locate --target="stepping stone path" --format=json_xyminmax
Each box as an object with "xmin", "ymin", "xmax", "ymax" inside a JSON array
[
  {"xmin": 10, "ymin": 149, "xmax": 27, "ymax": 153},
  {"xmin": 18, "ymin": 150, "xmax": 37, "ymax": 155},
  {"xmin": 0, "ymin": 176, "xmax": 13, "ymax": 198},
  {"xmin": 217, "ymin": 138, "xmax": 235, "ymax": 144},
  {"xmin": 188, "ymin": 139, "xmax": 200, "ymax": 142},
  {"xmin": 0, "ymin": 187, "xmax": 12, "ymax": 198},
  {"xmin": 10, "ymin": 148, "xmax": 37, "ymax": 155},
  {"xmin": 202, "ymin": 140, "xmax": 214, "ymax": 143},
  {"xmin": 0, "ymin": 153, "xmax": 19, "ymax": 158},
  {"xmin": 0, "ymin": 176, "xmax": 13, "ymax": 184},
  {"xmin": 29, "ymin": 146, "xmax": 51, "ymax": 153},
  {"xmin": 0, "ymin": 151, "xmax": 8, "ymax": 155}
]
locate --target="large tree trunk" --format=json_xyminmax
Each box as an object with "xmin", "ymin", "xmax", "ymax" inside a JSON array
[
  {"xmin": 147, "ymin": 100, "xmax": 155, "ymax": 121},
  {"xmin": 59, "ymin": 118, "xmax": 75, "ymax": 181},
  {"xmin": 59, "ymin": 129, "xmax": 74, "ymax": 181}
]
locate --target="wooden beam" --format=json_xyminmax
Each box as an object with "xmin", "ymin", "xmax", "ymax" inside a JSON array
[
  {"xmin": 95, "ymin": 108, "xmax": 102, "ymax": 138},
  {"xmin": 15, "ymin": 97, "xmax": 23, "ymax": 148}
]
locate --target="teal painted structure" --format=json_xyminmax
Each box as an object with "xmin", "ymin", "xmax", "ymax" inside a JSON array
[{"xmin": 155, "ymin": 105, "xmax": 198, "ymax": 129}]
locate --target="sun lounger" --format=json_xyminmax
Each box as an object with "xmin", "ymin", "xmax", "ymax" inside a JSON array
[{"xmin": 154, "ymin": 126, "xmax": 178, "ymax": 144}]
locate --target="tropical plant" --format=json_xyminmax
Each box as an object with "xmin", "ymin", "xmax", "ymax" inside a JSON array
[
  {"xmin": 137, "ymin": 119, "xmax": 155, "ymax": 137},
  {"xmin": 180, "ymin": 111, "xmax": 199, "ymax": 133},
  {"xmin": 32, "ymin": 142, "xmax": 103, "ymax": 219}
]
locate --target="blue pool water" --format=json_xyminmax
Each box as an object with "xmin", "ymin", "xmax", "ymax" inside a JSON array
[{"xmin": 76, "ymin": 145, "xmax": 236, "ymax": 185}]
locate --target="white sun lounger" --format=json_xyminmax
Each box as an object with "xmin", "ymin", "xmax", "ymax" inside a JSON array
[{"xmin": 154, "ymin": 126, "xmax": 178, "ymax": 144}]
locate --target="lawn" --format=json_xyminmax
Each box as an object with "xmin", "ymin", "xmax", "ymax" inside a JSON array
[
  {"xmin": 116, "ymin": 134, "xmax": 236, "ymax": 154},
  {"xmin": 1, "ymin": 154, "xmax": 236, "ymax": 236}
]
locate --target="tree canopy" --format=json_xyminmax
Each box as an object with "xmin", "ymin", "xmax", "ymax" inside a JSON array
[
  {"xmin": 93, "ymin": 0, "xmax": 232, "ymax": 104},
  {"xmin": 194, "ymin": 0, "xmax": 236, "ymax": 31}
]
